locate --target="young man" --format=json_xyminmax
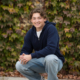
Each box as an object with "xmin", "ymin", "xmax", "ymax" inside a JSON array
[{"xmin": 15, "ymin": 8, "xmax": 65, "ymax": 80}]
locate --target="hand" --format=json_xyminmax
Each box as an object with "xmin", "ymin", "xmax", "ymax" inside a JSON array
[
  {"xmin": 19, "ymin": 53, "xmax": 32, "ymax": 64},
  {"xmin": 19, "ymin": 53, "xmax": 25, "ymax": 61}
]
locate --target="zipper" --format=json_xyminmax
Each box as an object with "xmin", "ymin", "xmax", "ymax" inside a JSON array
[
  {"xmin": 38, "ymin": 31, "xmax": 43, "ymax": 41},
  {"xmin": 38, "ymin": 37, "xmax": 40, "ymax": 40}
]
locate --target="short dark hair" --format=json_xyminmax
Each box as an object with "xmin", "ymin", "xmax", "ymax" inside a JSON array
[{"xmin": 29, "ymin": 7, "xmax": 47, "ymax": 20}]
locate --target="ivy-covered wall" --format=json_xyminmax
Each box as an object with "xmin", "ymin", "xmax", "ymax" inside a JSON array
[
  {"xmin": 0, "ymin": 0, "xmax": 80, "ymax": 75},
  {"xmin": 45, "ymin": 0, "xmax": 80, "ymax": 75}
]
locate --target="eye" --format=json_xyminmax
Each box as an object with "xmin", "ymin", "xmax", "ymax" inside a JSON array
[
  {"xmin": 32, "ymin": 17, "xmax": 36, "ymax": 20},
  {"xmin": 33, "ymin": 18, "xmax": 36, "ymax": 20}
]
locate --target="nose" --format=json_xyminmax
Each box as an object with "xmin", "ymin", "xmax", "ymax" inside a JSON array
[{"xmin": 35, "ymin": 19, "xmax": 39, "ymax": 23}]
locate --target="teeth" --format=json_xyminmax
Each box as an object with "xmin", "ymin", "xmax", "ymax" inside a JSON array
[
  {"xmin": 36, "ymin": 24, "xmax": 39, "ymax": 25},
  {"xmin": 35, "ymin": 23, "xmax": 40, "ymax": 24}
]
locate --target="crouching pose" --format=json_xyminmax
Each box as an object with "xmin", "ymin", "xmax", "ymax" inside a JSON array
[{"xmin": 15, "ymin": 7, "xmax": 65, "ymax": 80}]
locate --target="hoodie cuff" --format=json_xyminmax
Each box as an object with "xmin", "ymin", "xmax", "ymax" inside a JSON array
[
  {"xmin": 20, "ymin": 52, "xmax": 29, "ymax": 55},
  {"xmin": 31, "ymin": 53, "xmax": 36, "ymax": 58}
]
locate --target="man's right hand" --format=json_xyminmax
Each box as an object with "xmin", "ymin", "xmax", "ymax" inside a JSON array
[
  {"xmin": 19, "ymin": 53, "xmax": 32, "ymax": 64},
  {"xmin": 19, "ymin": 53, "xmax": 26, "ymax": 64}
]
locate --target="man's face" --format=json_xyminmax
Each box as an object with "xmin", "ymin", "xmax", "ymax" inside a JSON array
[{"xmin": 31, "ymin": 13, "xmax": 46, "ymax": 31}]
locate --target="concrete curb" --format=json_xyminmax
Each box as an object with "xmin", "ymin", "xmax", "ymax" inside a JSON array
[
  {"xmin": 0, "ymin": 77, "xmax": 28, "ymax": 80},
  {"xmin": 0, "ymin": 77, "xmax": 77, "ymax": 80}
]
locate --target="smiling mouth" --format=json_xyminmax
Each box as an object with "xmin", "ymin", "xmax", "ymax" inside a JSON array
[{"xmin": 35, "ymin": 24, "xmax": 40, "ymax": 25}]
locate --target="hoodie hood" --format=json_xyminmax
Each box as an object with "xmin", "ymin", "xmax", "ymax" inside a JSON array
[{"xmin": 45, "ymin": 20, "xmax": 56, "ymax": 26}]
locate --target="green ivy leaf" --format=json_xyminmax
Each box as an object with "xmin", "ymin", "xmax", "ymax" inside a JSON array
[
  {"xmin": 72, "ymin": 0, "xmax": 77, "ymax": 2},
  {"xmin": 59, "ymin": 2, "xmax": 66, "ymax": 7},
  {"xmin": 11, "ymin": 33, "xmax": 18, "ymax": 39},
  {"xmin": 66, "ymin": 33, "xmax": 72, "ymax": 38}
]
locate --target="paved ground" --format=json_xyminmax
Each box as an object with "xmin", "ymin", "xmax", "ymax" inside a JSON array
[{"xmin": 0, "ymin": 77, "xmax": 77, "ymax": 80}]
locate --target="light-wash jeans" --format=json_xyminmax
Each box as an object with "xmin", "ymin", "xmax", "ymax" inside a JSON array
[{"xmin": 15, "ymin": 54, "xmax": 63, "ymax": 80}]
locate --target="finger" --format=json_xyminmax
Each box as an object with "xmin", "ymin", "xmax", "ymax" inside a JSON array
[
  {"xmin": 23, "ymin": 59, "xmax": 26, "ymax": 64},
  {"xmin": 22, "ymin": 61, "xmax": 24, "ymax": 65},
  {"xmin": 20, "ymin": 55, "xmax": 24, "ymax": 60},
  {"xmin": 25, "ymin": 60, "xmax": 28, "ymax": 64},
  {"xmin": 22, "ymin": 59, "xmax": 27, "ymax": 64},
  {"xmin": 19, "ymin": 55, "xmax": 22, "ymax": 58},
  {"xmin": 21, "ymin": 59, "xmax": 23, "ymax": 64},
  {"xmin": 23, "ymin": 60, "xmax": 26, "ymax": 65},
  {"xmin": 22, "ymin": 59, "xmax": 26, "ymax": 65}
]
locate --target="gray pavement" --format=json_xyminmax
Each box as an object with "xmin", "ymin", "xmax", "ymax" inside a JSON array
[
  {"xmin": 0, "ymin": 77, "xmax": 77, "ymax": 80},
  {"xmin": 0, "ymin": 77, "xmax": 28, "ymax": 80}
]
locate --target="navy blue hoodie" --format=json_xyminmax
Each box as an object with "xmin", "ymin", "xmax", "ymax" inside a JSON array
[{"xmin": 20, "ymin": 21, "xmax": 65, "ymax": 63}]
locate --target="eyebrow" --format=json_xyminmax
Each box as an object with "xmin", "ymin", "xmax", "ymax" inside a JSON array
[{"xmin": 32, "ymin": 16, "xmax": 42, "ymax": 18}]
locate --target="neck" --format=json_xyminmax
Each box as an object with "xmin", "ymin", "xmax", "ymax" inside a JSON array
[{"xmin": 36, "ymin": 27, "xmax": 43, "ymax": 31}]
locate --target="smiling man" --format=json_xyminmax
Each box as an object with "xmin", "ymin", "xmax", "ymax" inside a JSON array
[{"xmin": 15, "ymin": 7, "xmax": 65, "ymax": 80}]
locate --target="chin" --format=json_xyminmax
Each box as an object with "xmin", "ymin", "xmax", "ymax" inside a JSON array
[{"xmin": 35, "ymin": 26, "xmax": 41, "ymax": 28}]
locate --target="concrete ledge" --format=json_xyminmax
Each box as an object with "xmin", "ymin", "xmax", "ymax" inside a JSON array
[
  {"xmin": 0, "ymin": 77, "xmax": 77, "ymax": 80},
  {"xmin": 0, "ymin": 77, "xmax": 29, "ymax": 80}
]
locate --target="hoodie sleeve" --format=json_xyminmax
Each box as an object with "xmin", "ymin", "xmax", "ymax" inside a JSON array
[
  {"xmin": 31, "ymin": 25, "xmax": 59, "ymax": 58},
  {"xmin": 20, "ymin": 30, "xmax": 33, "ymax": 55}
]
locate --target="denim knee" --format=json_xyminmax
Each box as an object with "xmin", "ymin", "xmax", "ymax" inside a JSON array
[
  {"xmin": 44, "ymin": 54, "xmax": 59, "ymax": 64},
  {"xmin": 44, "ymin": 54, "xmax": 63, "ymax": 73},
  {"xmin": 15, "ymin": 61, "xmax": 22, "ymax": 72}
]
